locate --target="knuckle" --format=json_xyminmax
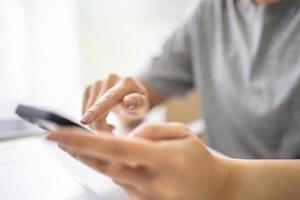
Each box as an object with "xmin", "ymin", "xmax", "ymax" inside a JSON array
[
  {"xmin": 122, "ymin": 77, "xmax": 135, "ymax": 87},
  {"xmin": 94, "ymin": 80, "xmax": 101, "ymax": 86},
  {"xmin": 108, "ymin": 73, "xmax": 118, "ymax": 79},
  {"xmin": 106, "ymin": 74, "xmax": 119, "ymax": 85},
  {"xmin": 89, "ymin": 81, "xmax": 101, "ymax": 91},
  {"xmin": 104, "ymin": 91, "xmax": 118, "ymax": 101},
  {"xmin": 84, "ymin": 85, "xmax": 92, "ymax": 94}
]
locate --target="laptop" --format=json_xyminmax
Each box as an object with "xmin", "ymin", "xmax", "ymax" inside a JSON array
[{"xmin": 0, "ymin": 138, "xmax": 102, "ymax": 200}]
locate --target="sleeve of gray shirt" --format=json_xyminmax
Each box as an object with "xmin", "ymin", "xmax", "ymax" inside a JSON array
[{"xmin": 138, "ymin": 6, "xmax": 199, "ymax": 97}]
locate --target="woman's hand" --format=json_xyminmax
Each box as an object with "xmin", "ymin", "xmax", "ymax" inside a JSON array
[
  {"xmin": 47, "ymin": 123, "xmax": 232, "ymax": 200},
  {"xmin": 81, "ymin": 74, "xmax": 150, "ymax": 132}
]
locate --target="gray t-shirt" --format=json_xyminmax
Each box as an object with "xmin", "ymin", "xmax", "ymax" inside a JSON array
[{"xmin": 140, "ymin": 0, "xmax": 300, "ymax": 159}]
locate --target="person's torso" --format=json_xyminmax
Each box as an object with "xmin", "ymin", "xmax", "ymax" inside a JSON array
[{"xmin": 191, "ymin": 0, "xmax": 300, "ymax": 158}]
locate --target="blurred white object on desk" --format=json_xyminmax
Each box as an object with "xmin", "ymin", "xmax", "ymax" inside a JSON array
[
  {"xmin": 0, "ymin": 137, "xmax": 102, "ymax": 200},
  {"xmin": 0, "ymin": 119, "xmax": 43, "ymax": 139}
]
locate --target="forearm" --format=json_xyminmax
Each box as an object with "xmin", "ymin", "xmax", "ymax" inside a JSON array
[{"xmin": 225, "ymin": 159, "xmax": 300, "ymax": 200}]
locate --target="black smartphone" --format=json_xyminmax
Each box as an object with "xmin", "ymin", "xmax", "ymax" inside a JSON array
[{"xmin": 15, "ymin": 104, "xmax": 87, "ymax": 132}]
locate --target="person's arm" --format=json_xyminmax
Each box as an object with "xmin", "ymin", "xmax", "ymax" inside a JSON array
[
  {"xmin": 138, "ymin": 11, "xmax": 196, "ymax": 99},
  {"xmin": 225, "ymin": 159, "xmax": 300, "ymax": 200},
  {"xmin": 46, "ymin": 123, "xmax": 300, "ymax": 200}
]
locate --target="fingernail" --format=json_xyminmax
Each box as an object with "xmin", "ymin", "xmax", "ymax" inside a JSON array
[
  {"xmin": 127, "ymin": 98, "xmax": 137, "ymax": 110},
  {"xmin": 81, "ymin": 112, "xmax": 94, "ymax": 124}
]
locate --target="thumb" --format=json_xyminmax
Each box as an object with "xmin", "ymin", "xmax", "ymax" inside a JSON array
[
  {"xmin": 130, "ymin": 123, "xmax": 191, "ymax": 141},
  {"xmin": 121, "ymin": 93, "xmax": 149, "ymax": 114}
]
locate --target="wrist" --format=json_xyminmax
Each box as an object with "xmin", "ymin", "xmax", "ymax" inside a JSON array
[{"xmin": 212, "ymin": 156, "xmax": 243, "ymax": 200}]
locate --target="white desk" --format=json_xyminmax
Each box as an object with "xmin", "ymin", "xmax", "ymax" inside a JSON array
[
  {"xmin": 43, "ymin": 136, "xmax": 131, "ymax": 200},
  {"xmin": 0, "ymin": 135, "xmax": 131, "ymax": 200}
]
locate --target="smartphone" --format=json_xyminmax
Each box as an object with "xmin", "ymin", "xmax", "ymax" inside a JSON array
[{"xmin": 15, "ymin": 104, "xmax": 87, "ymax": 132}]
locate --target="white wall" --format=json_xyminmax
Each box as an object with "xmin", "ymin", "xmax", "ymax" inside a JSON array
[
  {"xmin": 0, "ymin": 0, "xmax": 199, "ymax": 119},
  {"xmin": 79, "ymin": 0, "xmax": 199, "ymax": 84},
  {"xmin": 0, "ymin": 0, "xmax": 81, "ymax": 118}
]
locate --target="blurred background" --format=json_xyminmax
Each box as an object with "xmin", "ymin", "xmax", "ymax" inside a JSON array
[{"xmin": 0, "ymin": 0, "xmax": 198, "ymax": 120}]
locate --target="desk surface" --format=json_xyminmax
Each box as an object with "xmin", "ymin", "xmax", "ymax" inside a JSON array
[
  {"xmin": 0, "ymin": 135, "xmax": 131, "ymax": 200},
  {"xmin": 44, "ymin": 136, "xmax": 131, "ymax": 200}
]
